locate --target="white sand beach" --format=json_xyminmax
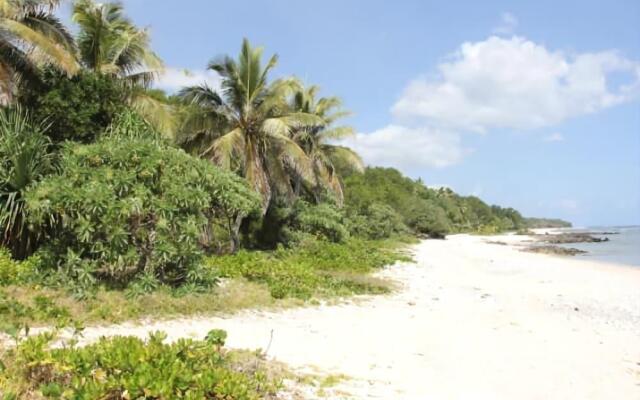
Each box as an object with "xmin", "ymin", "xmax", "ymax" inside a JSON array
[{"xmin": 50, "ymin": 234, "xmax": 640, "ymax": 399}]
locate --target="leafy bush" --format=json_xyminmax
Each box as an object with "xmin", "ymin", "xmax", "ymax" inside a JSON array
[
  {"xmin": 250, "ymin": 200, "xmax": 349, "ymax": 248},
  {"xmin": 0, "ymin": 291, "xmax": 72, "ymax": 334},
  {"xmin": 408, "ymin": 202, "xmax": 451, "ymax": 238},
  {"xmin": 0, "ymin": 248, "xmax": 39, "ymax": 285},
  {"xmin": 287, "ymin": 201, "xmax": 349, "ymax": 243},
  {"xmin": 24, "ymin": 132, "xmax": 260, "ymax": 292},
  {"xmin": 18, "ymin": 69, "xmax": 128, "ymax": 143},
  {"xmin": 348, "ymin": 203, "xmax": 409, "ymax": 239},
  {"xmin": 0, "ymin": 330, "xmax": 282, "ymax": 399},
  {"xmin": 0, "ymin": 107, "xmax": 54, "ymax": 259},
  {"xmin": 210, "ymin": 238, "xmax": 411, "ymax": 299}
]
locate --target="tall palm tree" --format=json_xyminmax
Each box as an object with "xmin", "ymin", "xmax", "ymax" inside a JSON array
[
  {"xmin": 179, "ymin": 38, "xmax": 321, "ymax": 211},
  {"xmin": 71, "ymin": 0, "xmax": 174, "ymax": 135},
  {"xmin": 0, "ymin": 0, "xmax": 78, "ymax": 103},
  {"xmin": 289, "ymin": 85, "xmax": 364, "ymax": 204}
]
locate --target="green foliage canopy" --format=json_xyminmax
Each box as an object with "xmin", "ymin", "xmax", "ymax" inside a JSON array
[
  {"xmin": 24, "ymin": 131, "xmax": 260, "ymax": 291},
  {"xmin": 18, "ymin": 69, "xmax": 128, "ymax": 143}
]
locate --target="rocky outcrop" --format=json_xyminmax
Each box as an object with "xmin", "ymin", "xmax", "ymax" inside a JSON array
[
  {"xmin": 533, "ymin": 232, "xmax": 609, "ymax": 244},
  {"xmin": 523, "ymin": 245, "xmax": 587, "ymax": 256}
]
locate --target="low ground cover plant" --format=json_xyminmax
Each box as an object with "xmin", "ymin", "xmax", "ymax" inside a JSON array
[
  {"xmin": 211, "ymin": 238, "xmax": 413, "ymax": 299},
  {"xmin": 0, "ymin": 330, "xmax": 283, "ymax": 399}
]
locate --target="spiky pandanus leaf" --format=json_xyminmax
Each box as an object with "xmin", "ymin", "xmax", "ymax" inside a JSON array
[{"xmin": 0, "ymin": 106, "xmax": 53, "ymax": 258}]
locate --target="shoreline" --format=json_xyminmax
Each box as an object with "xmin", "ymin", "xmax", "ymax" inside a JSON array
[
  {"xmin": 19, "ymin": 235, "xmax": 640, "ymax": 398},
  {"xmin": 504, "ymin": 228, "xmax": 640, "ymax": 269}
]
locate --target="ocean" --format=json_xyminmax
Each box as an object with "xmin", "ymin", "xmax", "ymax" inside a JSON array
[{"xmin": 558, "ymin": 226, "xmax": 640, "ymax": 267}]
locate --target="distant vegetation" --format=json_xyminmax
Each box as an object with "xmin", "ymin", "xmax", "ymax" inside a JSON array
[
  {"xmin": 0, "ymin": 0, "xmax": 562, "ymax": 397},
  {"xmin": 342, "ymin": 167, "xmax": 527, "ymax": 237},
  {"xmin": 525, "ymin": 218, "xmax": 573, "ymax": 229}
]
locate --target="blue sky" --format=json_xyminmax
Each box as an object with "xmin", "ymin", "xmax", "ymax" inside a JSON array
[{"xmin": 62, "ymin": 0, "xmax": 640, "ymax": 226}]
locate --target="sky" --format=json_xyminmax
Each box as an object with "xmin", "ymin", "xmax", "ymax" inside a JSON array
[{"xmin": 62, "ymin": 0, "xmax": 640, "ymax": 226}]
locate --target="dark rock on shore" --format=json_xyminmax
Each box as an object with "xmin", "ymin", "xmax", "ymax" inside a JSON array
[
  {"xmin": 523, "ymin": 245, "xmax": 587, "ymax": 256},
  {"xmin": 533, "ymin": 232, "xmax": 609, "ymax": 244}
]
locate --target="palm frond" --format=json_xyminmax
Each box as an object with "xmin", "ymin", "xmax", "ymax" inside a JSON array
[
  {"xmin": 22, "ymin": 9, "xmax": 75, "ymax": 52},
  {"xmin": 0, "ymin": 17, "xmax": 79, "ymax": 74},
  {"xmin": 268, "ymin": 132, "xmax": 316, "ymax": 186},
  {"xmin": 178, "ymin": 84, "xmax": 224, "ymax": 109},
  {"xmin": 317, "ymin": 126, "xmax": 355, "ymax": 141},
  {"xmin": 130, "ymin": 92, "xmax": 176, "ymax": 138},
  {"xmin": 322, "ymin": 144, "xmax": 365, "ymax": 173},
  {"xmin": 204, "ymin": 127, "xmax": 245, "ymax": 170}
]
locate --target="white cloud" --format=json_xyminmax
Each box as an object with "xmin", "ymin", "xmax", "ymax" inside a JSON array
[
  {"xmin": 543, "ymin": 132, "xmax": 565, "ymax": 142},
  {"xmin": 392, "ymin": 36, "xmax": 640, "ymax": 133},
  {"xmin": 154, "ymin": 67, "xmax": 221, "ymax": 92},
  {"xmin": 493, "ymin": 12, "xmax": 518, "ymax": 35},
  {"xmin": 340, "ymin": 125, "xmax": 470, "ymax": 169}
]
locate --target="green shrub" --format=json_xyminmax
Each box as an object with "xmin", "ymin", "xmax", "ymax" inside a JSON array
[
  {"xmin": 0, "ymin": 330, "xmax": 281, "ymax": 399},
  {"xmin": 0, "ymin": 291, "xmax": 72, "ymax": 334},
  {"xmin": 251, "ymin": 200, "xmax": 349, "ymax": 248},
  {"xmin": 348, "ymin": 203, "xmax": 409, "ymax": 239},
  {"xmin": 211, "ymin": 249, "xmax": 318, "ymax": 299},
  {"xmin": 408, "ymin": 202, "xmax": 451, "ymax": 238},
  {"xmin": 288, "ymin": 201, "xmax": 349, "ymax": 243},
  {"xmin": 18, "ymin": 69, "xmax": 128, "ymax": 143},
  {"xmin": 210, "ymin": 238, "xmax": 410, "ymax": 299},
  {"xmin": 0, "ymin": 248, "xmax": 39, "ymax": 285},
  {"xmin": 24, "ymin": 133, "xmax": 260, "ymax": 291},
  {"xmin": 0, "ymin": 248, "xmax": 21, "ymax": 285}
]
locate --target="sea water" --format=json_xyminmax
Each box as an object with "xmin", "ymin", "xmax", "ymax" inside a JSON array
[{"xmin": 558, "ymin": 226, "xmax": 640, "ymax": 267}]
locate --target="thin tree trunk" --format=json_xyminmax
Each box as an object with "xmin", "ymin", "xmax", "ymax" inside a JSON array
[{"xmin": 229, "ymin": 213, "xmax": 244, "ymax": 253}]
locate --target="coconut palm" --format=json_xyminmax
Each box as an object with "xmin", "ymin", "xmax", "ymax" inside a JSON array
[
  {"xmin": 0, "ymin": 0, "xmax": 78, "ymax": 103},
  {"xmin": 72, "ymin": 0, "xmax": 162, "ymax": 82},
  {"xmin": 179, "ymin": 38, "xmax": 322, "ymax": 211},
  {"xmin": 71, "ymin": 0, "xmax": 174, "ymax": 135},
  {"xmin": 289, "ymin": 85, "xmax": 364, "ymax": 204},
  {"xmin": 0, "ymin": 106, "xmax": 53, "ymax": 258}
]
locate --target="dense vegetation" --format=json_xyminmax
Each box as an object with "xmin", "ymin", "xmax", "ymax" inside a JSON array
[
  {"xmin": 342, "ymin": 167, "xmax": 527, "ymax": 237},
  {"xmin": 524, "ymin": 217, "xmax": 572, "ymax": 229},
  {"xmin": 0, "ymin": 0, "xmax": 559, "ymax": 397}
]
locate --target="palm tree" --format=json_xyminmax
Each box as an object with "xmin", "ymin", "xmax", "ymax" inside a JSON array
[
  {"xmin": 289, "ymin": 85, "xmax": 364, "ymax": 204},
  {"xmin": 72, "ymin": 0, "xmax": 162, "ymax": 83},
  {"xmin": 0, "ymin": 0, "xmax": 78, "ymax": 103},
  {"xmin": 179, "ymin": 38, "xmax": 321, "ymax": 210},
  {"xmin": 71, "ymin": 0, "xmax": 173, "ymax": 135}
]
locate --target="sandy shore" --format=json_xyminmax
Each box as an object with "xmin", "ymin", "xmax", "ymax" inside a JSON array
[{"xmin": 43, "ymin": 234, "xmax": 640, "ymax": 399}]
